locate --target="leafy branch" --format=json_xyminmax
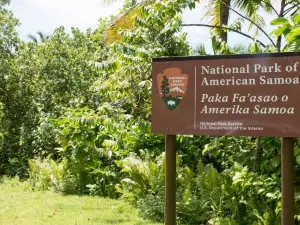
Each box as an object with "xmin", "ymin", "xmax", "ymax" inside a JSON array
[
  {"xmin": 219, "ymin": 0, "xmax": 276, "ymax": 47},
  {"xmin": 283, "ymin": 3, "xmax": 300, "ymax": 15},
  {"xmin": 262, "ymin": 0, "xmax": 279, "ymax": 16},
  {"xmin": 183, "ymin": 24, "xmax": 267, "ymax": 47}
]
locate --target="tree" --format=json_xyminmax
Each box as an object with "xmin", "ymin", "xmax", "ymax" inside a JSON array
[
  {"xmin": 101, "ymin": 0, "xmax": 267, "ymax": 44},
  {"xmin": 93, "ymin": 0, "xmax": 191, "ymax": 119},
  {"xmin": 0, "ymin": 0, "xmax": 10, "ymax": 6},
  {"xmin": 204, "ymin": 0, "xmax": 274, "ymax": 42},
  {"xmin": 161, "ymin": 75, "xmax": 170, "ymax": 98},
  {"xmin": 28, "ymin": 31, "xmax": 49, "ymax": 44},
  {"xmin": 270, "ymin": 11, "xmax": 300, "ymax": 52},
  {"xmin": 273, "ymin": 0, "xmax": 300, "ymax": 51},
  {"xmin": 0, "ymin": 24, "xmax": 105, "ymax": 175},
  {"xmin": 100, "ymin": 0, "xmax": 150, "ymax": 45},
  {"xmin": 0, "ymin": 1, "xmax": 20, "ymax": 174},
  {"xmin": 101, "ymin": 0, "xmax": 300, "ymax": 50},
  {"xmin": 198, "ymin": 0, "xmax": 300, "ymax": 49}
]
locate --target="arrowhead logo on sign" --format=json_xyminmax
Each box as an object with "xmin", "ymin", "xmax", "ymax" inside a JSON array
[{"xmin": 157, "ymin": 67, "xmax": 189, "ymax": 111}]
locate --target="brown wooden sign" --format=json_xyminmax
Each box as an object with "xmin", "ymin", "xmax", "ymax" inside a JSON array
[{"xmin": 152, "ymin": 52, "xmax": 300, "ymax": 137}]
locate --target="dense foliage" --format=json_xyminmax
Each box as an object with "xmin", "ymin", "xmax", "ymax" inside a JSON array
[{"xmin": 1, "ymin": 0, "xmax": 300, "ymax": 224}]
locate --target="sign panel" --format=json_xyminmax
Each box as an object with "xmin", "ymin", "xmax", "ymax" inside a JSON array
[{"xmin": 151, "ymin": 52, "xmax": 300, "ymax": 137}]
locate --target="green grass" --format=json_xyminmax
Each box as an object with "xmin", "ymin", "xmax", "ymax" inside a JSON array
[{"xmin": 0, "ymin": 178, "xmax": 162, "ymax": 225}]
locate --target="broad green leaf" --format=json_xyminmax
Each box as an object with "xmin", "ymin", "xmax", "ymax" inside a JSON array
[
  {"xmin": 293, "ymin": 14, "xmax": 300, "ymax": 24},
  {"xmin": 233, "ymin": 162, "xmax": 243, "ymax": 172},
  {"xmin": 269, "ymin": 24, "xmax": 289, "ymax": 37},
  {"xmin": 286, "ymin": 27, "xmax": 300, "ymax": 42},
  {"xmin": 294, "ymin": 147, "xmax": 300, "ymax": 156},
  {"xmin": 202, "ymin": 144, "xmax": 212, "ymax": 154},
  {"xmin": 270, "ymin": 17, "xmax": 289, "ymax": 25},
  {"xmin": 266, "ymin": 192, "xmax": 277, "ymax": 199}
]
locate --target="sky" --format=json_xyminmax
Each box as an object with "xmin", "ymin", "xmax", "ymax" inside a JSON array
[
  {"xmin": 8, "ymin": 0, "xmax": 276, "ymax": 49},
  {"xmin": 9, "ymin": 0, "xmax": 124, "ymax": 38}
]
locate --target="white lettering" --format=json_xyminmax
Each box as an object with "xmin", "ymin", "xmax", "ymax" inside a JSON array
[
  {"xmin": 260, "ymin": 76, "xmax": 299, "ymax": 85},
  {"xmin": 253, "ymin": 105, "xmax": 294, "ymax": 114}
]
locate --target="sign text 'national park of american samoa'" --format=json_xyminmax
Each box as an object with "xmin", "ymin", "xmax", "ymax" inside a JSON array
[{"xmin": 151, "ymin": 53, "xmax": 300, "ymax": 137}]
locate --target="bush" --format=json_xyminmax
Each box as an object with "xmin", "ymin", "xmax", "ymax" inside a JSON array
[
  {"xmin": 117, "ymin": 151, "xmax": 281, "ymax": 225},
  {"xmin": 28, "ymin": 157, "xmax": 67, "ymax": 192}
]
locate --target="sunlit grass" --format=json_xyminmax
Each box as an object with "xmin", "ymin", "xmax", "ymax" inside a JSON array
[{"xmin": 0, "ymin": 177, "xmax": 162, "ymax": 225}]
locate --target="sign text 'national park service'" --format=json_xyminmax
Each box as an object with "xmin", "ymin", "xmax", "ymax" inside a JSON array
[{"xmin": 151, "ymin": 52, "xmax": 300, "ymax": 137}]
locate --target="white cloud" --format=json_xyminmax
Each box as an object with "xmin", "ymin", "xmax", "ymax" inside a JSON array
[{"xmin": 9, "ymin": 0, "xmax": 124, "ymax": 40}]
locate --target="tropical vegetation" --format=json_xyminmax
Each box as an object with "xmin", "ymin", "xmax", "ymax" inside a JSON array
[{"xmin": 1, "ymin": 0, "xmax": 300, "ymax": 224}]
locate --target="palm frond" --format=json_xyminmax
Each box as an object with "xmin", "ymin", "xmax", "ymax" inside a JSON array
[
  {"xmin": 100, "ymin": 0, "xmax": 119, "ymax": 6},
  {"xmin": 205, "ymin": 0, "xmax": 221, "ymax": 27},
  {"xmin": 203, "ymin": 0, "xmax": 222, "ymax": 38},
  {"xmin": 203, "ymin": 0, "xmax": 231, "ymax": 41},
  {"xmin": 232, "ymin": 44, "xmax": 247, "ymax": 53},
  {"xmin": 194, "ymin": 43, "xmax": 208, "ymax": 55},
  {"xmin": 104, "ymin": 1, "xmax": 148, "ymax": 45},
  {"xmin": 232, "ymin": 0, "xmax": 262, "ymax": 16},
  {"xmin": 37, "ymin": 31, "xmax": 49, "ymax": 42},
  {"xmin": 248, "ymin": 13, "xmax": 266, "ymax": 37},
  {"xmin": 28, "ymin": 35, "xmax": 38, "ymax": 44}
]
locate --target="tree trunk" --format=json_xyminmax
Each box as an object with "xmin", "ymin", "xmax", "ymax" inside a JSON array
[
  {"xmin": 219, "ymin": 0, "xmax": 231, "ymax": 42},
  {"xmin": 277, "ymin": 0, "xmax": 286, "ymax": 52}
]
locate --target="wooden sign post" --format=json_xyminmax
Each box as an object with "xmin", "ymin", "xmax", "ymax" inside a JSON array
[
  {"xmin": 152, "ymin": 52, "xmax": 299, "ymax": 225},
  {"xmin": 281, "ymin": 137, "xmax": 294, "ymax": 225},
  {"xmin": 165, "ymin": 135, "xmax": 176, "ymax": 225}
]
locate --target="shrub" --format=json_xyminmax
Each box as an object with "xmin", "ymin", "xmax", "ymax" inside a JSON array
[
  {"xmin": 117, "ymin": 151, "xmax": 281, "ymax": 225},
  {"xmin": 28, "ymin": 157, "xmax": 67, "ymax": 192}
]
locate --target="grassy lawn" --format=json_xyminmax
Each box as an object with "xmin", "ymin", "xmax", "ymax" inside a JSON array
[{"xmin": 0, "ymin": 178, "xmax": 162, "ymax": 225}]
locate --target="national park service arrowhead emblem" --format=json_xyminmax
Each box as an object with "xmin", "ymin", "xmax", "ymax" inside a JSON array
[{"xmin": 157, "ymin": 67, "xmax": 188, "ymax": 111}]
